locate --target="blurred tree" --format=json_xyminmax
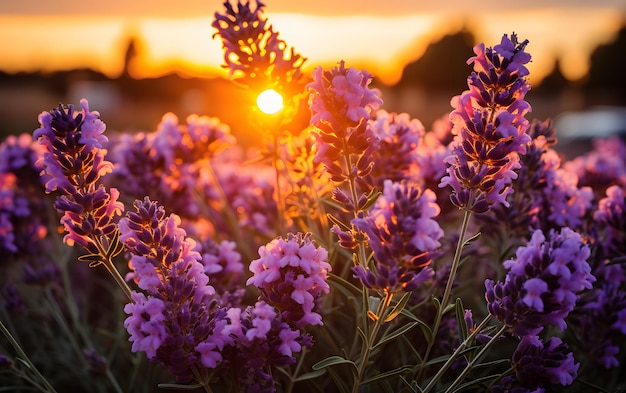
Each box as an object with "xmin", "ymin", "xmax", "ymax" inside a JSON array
[
  {"xmin": 395, "ymin": 28, "xmax": 475, "ymax": 92},
  {"xmin": 583, "ymin": 22, "xmax": 626, "ymax": 104}
]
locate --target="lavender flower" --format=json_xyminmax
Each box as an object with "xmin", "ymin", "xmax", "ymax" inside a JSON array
[
  {"xmin": 491, "ymin": 335, "xmax": 579, "ymax": 392},
  {"xmin": 352, "ymin": 180, "xmax": 443, "ymax": 294},
  {"xmin": 212, "ymin": 0, "xmax": 306, "ymax": 95},
  {"xmin": 479, "ymin": 119, "xmax": 593, "ymax": 236},
  {"xmin": 440, "ymin": 33, "xmax": 532, "ymax": 213},
  {"xmin": 485, "ymin": 227, "xmax": 595, "ymax": 336},
  {"xmin": 196, "ymin": 238, "xmax": 245, "ymax": 305},
  {"xmin": 247, "ymin": 233, "xmax": 331, "ymax": 328},
  {"xmin": 120, "ymin": 198, "xmax": 231, "ymax": 383},
  {"xmin": 564, "ymin": 136, "xmax": 626, "ymax": 194},
  {"xmin": 570, "ymin": 282, "xmax": 626, "ymax": 368},
  {"xmin": 307, "ymin": 61, "xmax": 382, "ymax": 185},
  {"xmin": 0, "ymin": 134, "xmax": 48, "ymax": 255},
  {"xmin": 222, "ymin": 301, "xmax": 313, "ymax": 392},
  {"xmin": 366, "ymin": 110, "xmax": 424, "ymax": 187},
  {"xmin": 593, "ymin": 185, "xmax": 626, "ymax": 259},
  {"xmin": 33, "ymin": 100, "xmax": 123, "ymax": 257},
  {"xmin": 110, "ymin": 112, "xmax": 235, "ymax": 219}
]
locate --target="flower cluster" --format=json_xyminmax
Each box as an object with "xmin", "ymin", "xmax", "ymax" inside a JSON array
[
  {"xmin": 480, "ymin": 119, "xmax": 593, "ymax": 238},
  {"xmin": 571, "ymin": 282, "xmax": 626, "ymax": 368},
  {"xmin": 491, "ymin": 335, "xmax": 579, "ymax": 392},
  {"xmin": 593, "ymin": 184, "xmax": 626, "ymax": 259},
  {"xmin": 120, "ymin": 197, "xmax": 231, "ymax": 382},
  {"xmin": 212, "ymin": 0, "xmax": 307, "ymax": 96},
  {"xmin": 222, "ymin": 301, "xmax": 313, "ymax": 392},
  {"xmin": 307, "ymin": 61, "xmax": 382, "ymax": 186},
  {"xmin": 485, "ymin": 227, "xmax": 595, "ymax": 336},
  {"xmin": 366, "ymin": 110, "xmax": 424, "ymax": 188},
  {"xmin": 110, "ymin": 112, "xmax": 235, "ymax": 220},
  {"xmin": 440, "ymin": 33, "xmax": 532, "ymax": 213},
  {"xmin": 247, "ymin": 232, "xmax": 331, "ymax": 328},
  {"xmin": 33, "ymin": 100, "xmax": 123, "ymax": 257},
  {"xmin": 352, "ymin": 180, "xmax": 443, "ymax": 294}
]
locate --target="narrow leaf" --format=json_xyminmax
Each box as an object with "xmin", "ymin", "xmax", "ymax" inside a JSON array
[
  {"xmin": 374, "ymin": 322, "xmax": 418, "ymax": 349},
  {"xmin": 384, "ymin": 291, "xmax": 411, "ymax": 322},
  {"xmin": 400, "ymin": 309, "xmax": 432, "ymax": 342},
  {"xmin": 158, "ymin": 383, "xmax": 203, "ymax": 390},
  {"xmin": 361, "ymin": 366, "xmax": 412, "ymax": 385},
  {"xmin": 294, "ymin": 369, "xmax": 327, "ymax": 382},
  {"xmin": 312, "ymin": 356, "xmax": 357, "ymax": 371},
  {"xmin": 78, "ymin": 253, "xmax": 103, "ymax": 263},
  {"xmin": 462, "ymin": 231, "xmax": 481, "ymax": 248},
  {"xmin": 326, "ymin": 213, "xmax": 352, "ymax": 232},
  {"xmin": 455, "ymin": 298, "xmax": 469, "ymax": 343}
]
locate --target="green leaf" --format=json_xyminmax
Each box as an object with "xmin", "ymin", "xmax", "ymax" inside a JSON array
[
  {"xmin": 360, "ymin": 188, "xmax": 381, "ymax": 211},
  {"xmin": 326, "ymin": 213, "xmax": 352, "ymax": 231},
  {"xmin": 312, "ymin": 356, "xmax": 357, "ymax": 371},
  {"xmin": 157, "ymin": 383, "xmax": 203, "ymax": 390},
  {"xmin": 361, "ymin": 366, "xmax": 412, "ymax": 385},
  {"xmin": 400, "ymin": 309, "xmax": 433, "ymax": 342},
  {"xmin": 384, "ymin": 291, "xmax": 411, "ymax": 323},
  {"xmin": 400, "ymin": 376, "xmax": 424, "ymax": 393},
  {"xmin": 450, "ymin": 373, "xmax": 501, "ymax": 393},
  {"xmin": 462, "ymin": 231, "xmax": 481, "ymax": 248},
  {"xmin": 294, "ymin": 369, "xmax": 327, "ymax": 382},
  {"xmin": 357, "ymin": 326, "xmax": 368, "ymax": 346},
  {"xmin": 328, "ymin": 273, "xmax": 362, "ymax": 298},
  {"xmin": 431, "ymin": 295, "xmax": 441, "ymax": 313},
  {"xmin": 374, "ymin": 322, "xmax": 418, "ymax": 349},
  {"xmin": 77, "ymin": 253, "xmax": 104, "ymax": 263},
  {"xmin": 455, "ymin": 298, "xmax": 469, "ymax": 343}
]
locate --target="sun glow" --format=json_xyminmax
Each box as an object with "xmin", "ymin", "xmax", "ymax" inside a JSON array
[{"xmin": 256, "ymin": 89, "xmax": 284, "ymax": 114}]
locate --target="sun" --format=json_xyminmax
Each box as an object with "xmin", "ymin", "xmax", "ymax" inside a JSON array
[{"xmin": 256, "ymin": 89, "xmax": 284, "ymax": 115}]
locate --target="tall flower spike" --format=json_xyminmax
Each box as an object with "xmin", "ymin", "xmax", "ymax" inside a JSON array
[
  {"xmin": 485, "ymin": 227, "xmax": 595, "ymax": 336},
  {"xmin": 440, "ymin": 33, "xmax": 532, "ymax": 213},
  {"xmin": 352, "ymin": 180, "xmax": 443, "ymax": 294},
  {"xmin": 120, "ymin": 197, "xmax": 232, "ymax": 383},
  {"xmin": 32, "ymin": 99, "xmax": 124, "ymax": 261},
  {"xmin": 307, "ymin": 61, "xmax": 382, "ymax": 191},
  {"xmin": 212, "ymin": 0, "xmax": 307, "ymax": 95}
]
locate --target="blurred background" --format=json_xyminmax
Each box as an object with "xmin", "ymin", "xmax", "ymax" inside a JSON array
[{"xmin": 1, "ymin": 0, "xmax": 625, "ymax": 154}]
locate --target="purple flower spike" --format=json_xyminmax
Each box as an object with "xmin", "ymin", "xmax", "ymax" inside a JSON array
[
  {"xmin": 32, "ymin": 99, "xmax": 123, "ymax": 256},
  {"xmin": 307, "ymin": 61, "xmax": 382, "ymax": 185},
  {"xmin": 352, "ymin": 180, "xmax": 443, "ymax": 294},
  {"xmin": 120, "ymin": 198, "xmax": 231, "ymax": 383},
  {"xmin": 440, "ymin": 33, "xmax": 532, "ymax": 213},
  {"xmin": 223, "ymin": 301, "xmax": 314, "ymax": 392},
  {"xmin": 212, "ymin": 0, "xmax": 306, "ymax": 94},
  {"xmin": 247, "ymin": 232, "xmax": 331, "ymax": 328},
  {"xmin": 485, "ymin": 227, "xmax": 595, "ymax": 336},
  {"xmin": 492, "ymin": 335, "xmax": 579, "ymax": 392},
  {"xmin": 594, "ymin": 185, "xmax": 626, "ymax": 259}
]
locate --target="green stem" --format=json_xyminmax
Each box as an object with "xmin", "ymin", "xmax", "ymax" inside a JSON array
[
  {"xmin": 421, "ymin": 314, "xmax": 494, "ymax": 393},
  {"xmin": 417, "ymin": 208, "xmax": 473, "ymax": 382},
  {"xmin": 0, "ymin": 319, "xmax": 58, "ymax": 393},
  {"xmin": 285, "ymin": 347, "xmax": 308, "ymax": 393},
  {"xmin": 100, "ymin": 256, "xmax": 133, "ymax": 302},
  {"xmin": 352, "ymin": 291, "xmax": 394, "ymax": 393},
  {"xmin": 444, "ymin": 324, "xmax": 508, "ymax": 393}
]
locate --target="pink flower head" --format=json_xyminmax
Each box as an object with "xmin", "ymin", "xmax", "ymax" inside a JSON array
[{"xmin": 247, "ymin": 232, "xmax": 331, "ymax": 328}]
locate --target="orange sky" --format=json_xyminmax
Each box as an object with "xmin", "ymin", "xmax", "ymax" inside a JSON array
[{"xmin": 0, "ymin": 2, "xmax": 624, "ymax": 85}]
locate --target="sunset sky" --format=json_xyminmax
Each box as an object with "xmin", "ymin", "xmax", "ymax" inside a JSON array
[{"xmin": 1, "ymin": 0, "xmax": 625, "ymax": 85}]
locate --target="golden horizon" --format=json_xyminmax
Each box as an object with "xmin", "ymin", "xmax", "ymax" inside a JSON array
[{"xmin": 0, "ymin": 9, "xmax": 622, "ymax": 86}]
